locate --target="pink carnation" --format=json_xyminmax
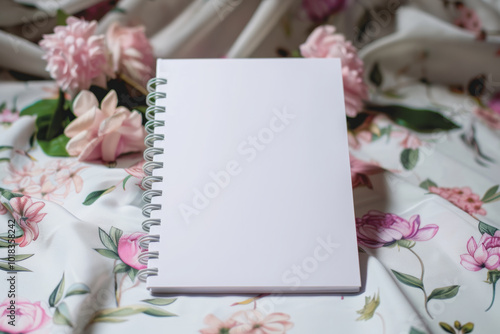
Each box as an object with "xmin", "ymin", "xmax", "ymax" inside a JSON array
[
  {"xmin": 117, "ymin": 232, "xmax": 147, "ymax": 270},
  {"xmin": 40, "ymin": 17, "xmax": 108, "ymax": 95},
  {"xmin": 0, "ymin": 298, "xmax": 51, "ymax": 333},
  {"xmin": 106, "ymin": 22, "xmax": 155, "ymax": 87},
  {"xmin": 64, "ymin": 90, "xmax": 146, "ymax": 162},
  {"xmin": 460, "ymin": 231, "xmax": 500, "ymax": 271},
  {"xmin": 356, "ymin": 211, "xmax": 438, "ymax": 248},
  {"xmin": 300, "ymin": 25, "xmax": 368, "ymax": 117},
  {"xmin": 429, "ymin": 186, "xmax": 487, "ymax": 216}
]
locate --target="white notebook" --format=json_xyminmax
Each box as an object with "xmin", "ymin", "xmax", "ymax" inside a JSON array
[{"xmin": 139, "ymin": 58, "xmax": 361, "ymax": 294}]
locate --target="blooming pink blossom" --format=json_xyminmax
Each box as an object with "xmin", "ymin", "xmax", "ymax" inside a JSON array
[
  {"xmin": 22, "ymin": 175, "xmax": 62, "ymax": 204},
  {"xmin": 300, "ymin": 25, "xmax": 368, "ymax": 117},
  {"xmin": 489, "ymin": 92, "xmax": 500, "ymax": 115},
  {"xmin": 474, "ymin": 107, "xmax": 500, "ymax": 130},
  {"xmin": 200, "ymin": 314, "xmax": 238, "ymax": 334},
  {"xmin": 454, "ymin": 5, "xmax": 482, "ymax": 35},
  {"xmin": 0, "ymin": 298, "xmax": 51, "ymax": 333},
  {"xmin": 10, "ymin": 196, "xmax": 47, "ymax": 247},
  {"xmin": 106, "ymin": 22, "xmax": 155, "ymax": 87},
  {"xmin": 4, "ymin": 162, "xmax": 41, "ymax": 185},
  {"xmin": 39, "ymin": 17, "xmax": 108, "ymax": 95},
  {"xmin": 229, "ymin": 310, "xmax": 293, "ymax": 334},
  {"xmin": 356, "ymin": 211, "xmax": 439, "ymax": 248},
  {"xmin": 0, "ymin": 108, "xmax": 19, "ymax": 123},
  {"xmin": 125, "ymin": 160, "xmax": 146, "ymax": 190},
  {"xmin": 350, "ymin": 155, "xmax": 384, "ymax": 189},
  {"xmin": 64, "ymin": 90, "xmax": 146, "ymax": 162},
  {"xmin": 429, "ymin": 186, "xmax": 487, "ymax": 216},
  {"xmin": 42, "ymin": 159, "xmax": 77, "ymax": 176},
  {"xmin": 55, "ymin": 165, "xmax": 88, "ymax": 196},
  {"xmin": 117, "ymin": 232, "xmax": 147, "ymax": 270},
  {"xmin": 302, "ymin": 0, "xmax": 346, "ymax": 22},
  {"xmin": 460, "ymin": 231, "xmax": 500, "ymax": 271}
]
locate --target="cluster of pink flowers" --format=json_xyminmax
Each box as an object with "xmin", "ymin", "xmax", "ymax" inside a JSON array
[
  {"xmin": 40, "ymin": 16, "xmax": 154, "ymax": 96},
  {"xmin": 200, "ymin": 310, "xmax": 293, "ymax": 334},
  {"xmin": 356, "ymin": 210, "xmax": 439, "ymax": 248},
  {"xmin": 117, "ymin": 232, "xmax": 147, "ymax": 270},
  {"xmin": 0, "ymin": 298, "xmax": 51, "ymax": 333},
  {"xmin": 64, "ymin": 90, "xmax": 146, "ymax": 162},
  {"xmin": 300, "ymin": 25, "xmax": 368, "ymax": 117},
  {"xmin": 429, "ymin": 186, "xmax": 487, "ymax": 216},
  {"xmin": 3, "ymin": 159, "xmax": 87, "ymax": 204},
  {"xmin": 461, "ymin": 231, "xmax": 500, "ymax": 272}
]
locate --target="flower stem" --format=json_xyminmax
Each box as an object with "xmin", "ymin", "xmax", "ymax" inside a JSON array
[
  {"xmin": 376, "ymin": 312, "xmax": 386, "ymax": 334},
  {"xmin": 486, "ymin": 281, "xmax": 497, "ymax": 311},
  {"xmin": 119, "ymin": 73, "xmax": 148, "ymax": 96},
  {"xmin": 407, "ymin": 248, "xmax": 433, "ymax": 318},
  {"xmin": 408, "ymin": 248, "xmax": 425, "ymax": 281}
]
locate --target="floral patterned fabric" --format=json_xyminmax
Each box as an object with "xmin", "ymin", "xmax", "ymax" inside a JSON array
[{"xmin": 1, "ymin": 1, "xmax": 500, "ymax": 333}]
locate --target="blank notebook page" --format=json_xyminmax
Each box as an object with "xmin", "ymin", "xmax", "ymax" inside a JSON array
[{"xmin": 147, "ymin": 58, "xmax": 360, "ymax": 293}]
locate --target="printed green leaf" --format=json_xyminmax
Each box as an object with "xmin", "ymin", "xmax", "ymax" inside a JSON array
[
  {"xmin": 427, "ymin": 285, "xmax": 460, "ymax": 302},
  {"xmin": 94, "ymin": 248, "xmax": 120, "ymax": 260},
  {"xmin": 128, "ymin": 268, "xmax": 138, "ymax": 282},
  {"xmin": 420, "ymin": 179, "xmax": 438, "ymax": 191},
  {"xmin": 113, "ymin": 263, "xmax": 130, "ymax": 273},
  {"xmin": 49, "ymin": 273, "xmax": 65, "ymax": 307},
  {"xmin": 462, "ymin": 322, "xmax": 474, "ymax": 333},
  {"xmin": 366, "ymin": 104, "xmax": 461, "ymax": 133},
  {"xmin": 91, "ymin": 317, "xmax": 128, "ymax": 324},
  {"xmin": 83, "ymin": 186, "xmax": 116, "ymax": 205},
  {"xmin": 401, "ymin": 148, "xmax": 419, "ymax": 170},
  {"xmin": 391, "ymin": 270, "xmax": 424, "ymax": 290},
  {"xmin": 122, "ymin": 175, "xmax": 132, "ymax": 190},
  {"xmin": 37, "ymin": 134, "xmax": 70, "ymax": 157},
  {"xmin": 53, "ymin": 302, "xmax": 73, "ymax": 327},
  {"xmin": 142, "ymin": 307, "xmax": 177, "ymax": 317},
  {"xmin": 0, "ymin": 158, "xmax": 10, "ymax": 163},
  {"xmin": 1, "ymin": 188, "xmax": 23, "ymax": 200},
  {"xmin": 478, "ymin": 221, "xmax": 499, "ymax": 236},
  {"xmin": 482, "ymin": 185, "xmax": 500, "ymax": 203},
  {"xmin": 439, "ymin": 322, "xmax": 456, "ymax": 334},
  {"xmin": 0, "ymin": 254, "xmax": 33, "ymax": 261},
  {"xmin": 94, "ymin": 305, "xmax": 148, "ymax": 318},
  {"xmin": 109, "ymin": 227, "xmax": 123, "ymax": 248},
  {"xmin": 0, "ymin": 261, "xmax": 31, "ymax": 272},
  {"xmin": 0, "ymin": 146, "xmax": 13, "ymax": 152},
  {"xmin": 141, "ymin": 298, "xmax": 177, "ymax": 306},
  {"xmin": 369, "ymin": 62, "xmax": 383, "ymax": 88},
  {"xmin": 65, "ymin": 283, "xmax": 90, "ymax": 297},
  {"xmin": 98, "ymin": 228, "xmax": 117, "ymax": 252},
  {"xmin": 409, "ymin": 327, "xmax": 427, "ymax": 334}
]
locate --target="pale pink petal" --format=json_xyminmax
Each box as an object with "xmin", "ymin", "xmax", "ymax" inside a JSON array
[
  {"xmin": 411, "ymin": 224, "xmax": 439, "ymax": 241},
  {"xmin": 460, "ymin": 254, "xmax": 482, "ymax": 271},
  {"xmin": 474, "ymin": 244, "xmax": 488, "ymax": 264},
  {"xmin": 485, "ymin": 255, "xmax": 500, "ymax": 270},
  {"xmin": 101, "ymin": 132, "xmax": 121, "ymax": 162},
  {"xmin": 72, "ymin": 175, "xmax": 84, "ymax": 193},
  {"xmin": 100, "ymin": 90, "xmax": 118, "ymax": 116},
  {"xmin": 64, "ymin": 107, "xmax": 97, "ymax": 137},
  {"xmin": 99, "ymin": 111, "xmax": 127, "ymax": 135},
  {"xmin": 73, "ymin": 90, "xmax": 98, "ymax": 116},
  {"xmin": 467, "ymin": 237, "xmax": 478, "ymax": 256},
  {"xmin": 66, "ymin": 130, "xmax": 92, "ymax": 156}
]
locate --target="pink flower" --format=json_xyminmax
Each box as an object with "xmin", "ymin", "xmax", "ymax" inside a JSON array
[
  {"xmin": 489, "ymin": 92, "xmax": 500, "ymax": 115},
  {"xmin": 125, "ymin": 160, "xmax": 146, "ymax": 190},
  {"xmin": 300, "ymin": 25, "xmax": 368, "ymax": 117},
  {"xmin": 39, "ymin": 17, "xmax": 108, "ymax": 95},
  {"xmin": 117, "ymin": 232, "xmax": 147, "ymax": 270},
  {"xmin": 356, "ymin": 211, "xmax": 439, "ymax": 248},
  {"xmin": 397, "ymin": 132, "xmax": 422, "ymax": 149},
  {"xmin": 4, "ymin": 162, "xmax": 41, "ymax": 185},
  {"xmin": 229, "ymin": 310, "xmax": 293, "ymax": 334},
  {"xmin": 42, "ymin": 159, "xmax": 77, "ymax": 176},
  {"xmin": 0, "ymin": 203, "xmax": 7, "ymax": 215},
  {"xmin": 55, "ymin": 165, "xmax": 88, "ymax": 196},
  {"xmin": 474, "ymin": 107, "xmax": 500, "ymax": 130},
  {"xmin": 302, "ymin": 0, "xmax": 346, "ymax": 22},
  {"xmin": 0, "ymin": 298, "xmax": 51, "ymax": 334},
  {"xmin": 0, "ymin": 108, "xmax": 19, "ymax": 123},
  {"xmin": 22, "ymin": 175, "xmax": 63, "ymax": 204},
  {"xmin": 460, "ymin": 232, "xmax": 500, "ymax": 271},
  {"xmin": 350, "ymin": 155, "xmax": 384, "ymax": 189},
  {"xmin": 200, "ymin": 314, "xmax": 237, "ymax": 334},
  {"xmin": 10, "ymin": 196, "xmax": 47, "ymax": 247},
  {"xmin": 454, "ymin": 5, "xmax": 482, "ymax": 36},
  {"xmin": 106, "ymin": 22, "xmax": 155, "ymax": 87},
  {"xmin": 429, "ymin": 186, "xmax": 487, "ymax": 216},
  {"xmin": 64, "ymin": 90, "xmax": 146, "ymax": 162}
]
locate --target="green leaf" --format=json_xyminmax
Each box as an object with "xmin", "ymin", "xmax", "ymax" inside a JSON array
[
  {"xmin": 1, "ymin": 189, "xmax": 23, "ymax": 200},
  {"xmin": 409, "ymin": 327, "xmax": 426, "ymax": 334},
  {"xmin": 122, "ymin": 175, "xmax": 132, "ymax": 190},
  {"xmin": 369, "ymin": 62, "xmax": 383, "ymax": 88},
  {"xmin": 391, "ymin": 270, "xmax": 424, "ymax": 290},
  {"xmin": 401, "ymin": 148, "xmax": 419, "ymax": 170},
  {"xmin": 53, "ymin": 302, "xmax": 73, "ymax": 327},
  {"xmin": 396, "ymin": 239, "xmax": 415, "ymax": 249},
  {"xmin": 128, "ymin": 268, "xmax": 138, "ymax": 282},
  {"xmin": 0, "ymin": 158, "xmax": 10, "ymax": 163},
  {"xmin": 56, "ymin": 9, "xmax": 69, "ymax": 26},
  {"xmin": 462, "ymin": 322, "xmax": 474, "ymax": 333},
  {"xmin": 0, "ymin": 146, "xmax": 13, "ymax": 152},
  {"xmin": 427, "ymin": 285, "xmax": 460, "ymax": 302},
  {"xmin": 20, "ymin": 99, "xmax": 59, "ymax": 117},
  {"xmin": 482, "ymin": 185, "xmax": 499, "ymax": 202},
  {"xmin": 142, "ymin": 307, "xmax": 177, "ymax": 317},
  {"xmin": 366, "ymin": 104, "xmax": 461, "ymax": 133},
  {"xmin": 0, "ymin": 261, "xmax": 31, "ymax": 272},
  {"xmin": 420, "ymin": 179, "xmax": 438, "ymax": 191},
  {"xmin": 91, "ymin": 317, "xmax": 128, "ymax": 324},
  {"xmin": 141, "ymin": 298, "xmax": 177, "ymax": 306},
  {"xmin": 83, "ymin": 186, "xmax": 116, "ymax": 205},
  {"xmin": 478, "ymin": 221, "xmax": 499, "ymax": 236},
  {"xmin": 49, "ymin": 273, "xmax": 65, "ymax": 307},
  {"xmin": 37, "ymin": 134, "xmax": 70, "ymax": 157},
  {"xmin": 46, "ymin": 89, "xmax": 67, "ymax": 140},
  {"xmin": 65, "ymin": 283, "xmax": 90, "ymax": 297},
  {"xmin": 98, "ymin": 228, "xmax": 117, "ymax": 252},
  {"xmin": 94, "ymin": 305, "xmax": 147, "ymax": 318},
  {"xmin": 439, "ymin": 322, "xmax": 456, "ymax": 334},
  {"xmin": 382, "ymin": 89, "xmax": 405, "ymax": 99},
  {"xmin": 109, "ymin": 227, "xmax": 123, "ymax": 247},
  {"xmin": 113, "ymin": 263, "xmax": 130, "ymax": 273},
  {"xmin": 0, "ymin": 254, "xmax": 33, "ymax": 261},
  {"xmin": 94, "ymin": 248, "xmax": 120, "ymax": 260}
]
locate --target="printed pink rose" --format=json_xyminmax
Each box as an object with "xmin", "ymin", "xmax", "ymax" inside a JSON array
[
  {"xmin": 64, "ymin": 90, "xmax": 146, "ymax": 162},
  {"xmin": 356, "ymin": 211, "xmax": 439, "ymax": 248},
  {"xmin": 200, "ymin": 314, "xmax": 237, "ymax": 334},
  {"xmin": 0, "ymin": 298, "xmax": 51, "ymax": 334},
  {"xmin": 11, "ymin": 196, "xmax": 47, "ymax": 247},
  {"xmin": 300, "ymin": 25, "xmax": 368, "ymax": 117},
  {"xmin": 474, "ymin": 107, "xmax": 500, "ymax": 130},
  {"xmin": 229, "ymin": 310, "xmax": 293, "ymax": 334},
  {"xmin": 117, "ymin": 232, "xmax": 147, "ymax": 270},
  {"xmin": 460, "ymin": 231, "xmax": 500, "ymax": 271},
  {"xmin": 302, "ymin": 0, "xmax": 346, "ymax": 22},
  {"xmin": 429, "ymin": 186, "xmax": 487, "ymax": 216},
  {"xmin": 489, "ymin": 92, "xmax": 500, "ymax": 115},
  {"xmin": 106, "ymin": 22, "xmax": 155, "ymax": 87},
  {"xmin": 39, "ymin": 17, "xmax": 108, "ymax": 95},
  {"xmin": 350, "ymin": 155, "xmax": 384, "ymax": 189}
]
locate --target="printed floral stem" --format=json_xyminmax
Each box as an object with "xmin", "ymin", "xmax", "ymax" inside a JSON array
[
  {"xmin": 408, "ymin": 248, "xmax": 425, "ymax": 281},
  {"xmin": 376, "ymin": 312, "xmax": 386, "ymax": 334},
  {"xmin": 118, "ymin": 73, "xmax": 148, "ymax": 96},
  {"xmin": 486, "ymin": 282, "xmax": 497, "ymax": 311},
  {"xmin": 116, "ymin": 272, "xmax": 128, "ymax": 307},
  {"xmin": 407, "ymin": 247, "xmax": 433, "ymax": 319}
]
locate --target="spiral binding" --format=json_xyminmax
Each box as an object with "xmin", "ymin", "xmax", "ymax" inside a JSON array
[{"xmin": 137, "ymin": 77, "xmax": 167, "ymax": 283}]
